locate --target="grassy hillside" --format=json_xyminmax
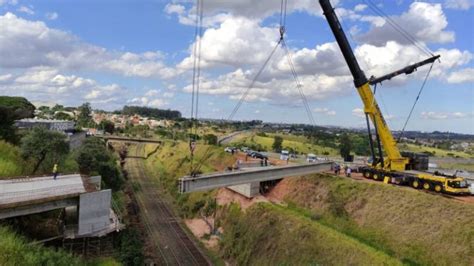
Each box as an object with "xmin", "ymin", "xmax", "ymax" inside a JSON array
[
  {"xmin": 0, "ymin": 140, "xmax": 28, "ymax": 177},
  {"xmin": 400, "ymin": 143, "xmax": 473, "ymax": 158},
  {"xmin": 279, "ymin": 174, "xmax": 474, "ymax": 265},
  {"xmin": 218, "ymin": 203, "xmax": 402, "ymax": 266},
  {"xmin": 144, "ymin": 141, "xmax": 235, "ymax": 217},
  {"xmin": 0, "ymin": 226, "xmax": 83, "ymax": 266},
  {"xmin": 233, "ymin": 133, "xmax": 339, "ymax": 155}
]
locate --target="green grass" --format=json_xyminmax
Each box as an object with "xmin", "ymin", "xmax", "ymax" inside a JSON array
[
  {"xmin": 0, "ymin": 140, "xmax": 28, "ymax": 177},
  {"xmin": 280, "ymin": 174, "xmax": 474, "ymax": 266},
  {"xmin": 143, "ymin": 141, "xmax": 234, "ymax": 218},
  {"xmin": 0, "ymin": 226, "xmax": 84, "ymax": 266},
  {"xmin": 437, "ymin": 162, "xmax": 474, "ymax": 171},
  {"xmin": 400, "ymin": 143, "xmax": 473, "ymax": 158},
  {"xmin": 233, "ymin": 133, "xmax": 339, "ymax": 155},
  {"xmin": 218, "ymin": 203, "xmax": 402, "ymax": 266}
]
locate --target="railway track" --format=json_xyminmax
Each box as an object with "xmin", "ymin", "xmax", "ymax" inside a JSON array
[{"xmin": 126, "ymin": 143, "xmax": 210, "ymax": 265}]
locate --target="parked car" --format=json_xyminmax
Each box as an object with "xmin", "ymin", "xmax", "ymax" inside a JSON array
[
  {"xmin": 241, "ymin": 147, "xmax": 249, "ymax": 152},
  {"xmin": 253, "ymin": 152, "xmax": 268, "ymax": 159},
  {"xmin": 307, "ymin": 153, "xmax": 317, "ymax": 163},
  {"xmin": 224, "ymin": 147, "xmax": 237, "ymax": 153},
  {"xmin": 280, "ymin": 150, "xmax": 289, "ymax": 160}
]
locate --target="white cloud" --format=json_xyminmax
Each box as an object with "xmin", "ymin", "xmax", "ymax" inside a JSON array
[
  {"xmin": 445, "ymin": 0, "xmax": 473, "ymax": 10},
  {"xmin": 421, "ymin": 111, "xmax": 473, "ymax": 120},
  {"xmin": 352, "ymin": 108, "xmax": 365, "ymax": 118},
  {"xmin": 45, "ymin": 12, "xmax": 58, "ymax": 20},
  {"xmin": 163, "ymin": 92, "xmax": 174, "ymax": 98},
  {"xmin": 182, "ymin": 68, "xmax": 352, "ymax": 104},
  {"xmin": 178, "ymin": 17, "xmax": 278, "ymax": 70},
  {"xmin": 446, "ymin": 68, "xmax": 474, "ymax": 83},
  {"xmin": 0, "ymin": 67, "xmax": 126, "ymax": 108},
  {"xmin": 128, "ymin": 96, "xmax": 168, "ymax": 108},
  {"xmin": 354, "ymin": 4, "xmax": 368, "ymax": 12},
  {"xmin": 165, "ymin": 0, "xmax": 341, "ymax": 26},
  {"xmin": 17, "ymin": 6, "xmax": 34, "ymax": 15},
  {"xmin": 358, "ymin": 2, "xmax": 455, "ymax": 46},
  {"xmin": 144, "ymin": 89, "xmax": 159, "ymax": 97},
  {"xmin": 0, "ymin": 0, "xmax": 17, "ymax": 6},
  {"xmin": 313, "ymin": 107, "xmax": 336, "ymax": 116},
  {"xmin": 0, "ymin": 74, "xmax": 13, "ymax": 82},
  {"xmin": 0, "ymin": 13, "xmax": 175, "ymax": 79}
]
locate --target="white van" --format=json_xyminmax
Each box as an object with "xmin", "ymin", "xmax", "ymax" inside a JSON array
[
  {"xmin": 280, "ymin": 150, "xmax": 289, "ymax": 160},
  {"xmin": 307, "ymin": 153, "xmax": 317, "ymax": 163}
]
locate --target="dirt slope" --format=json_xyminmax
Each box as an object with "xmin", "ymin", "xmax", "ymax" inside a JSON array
[{"xmin": 269, "ymin": 174, "xmax": 474, "ymax": 265}]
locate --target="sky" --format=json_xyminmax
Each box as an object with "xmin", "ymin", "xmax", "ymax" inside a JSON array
[{"xmin": 0, "ymin": 0, "xmax": 473, "ymax": 133}]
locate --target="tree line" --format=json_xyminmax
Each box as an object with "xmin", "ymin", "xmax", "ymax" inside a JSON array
[{"xmin": 121, "ymin": 105, "xmax": 181, "ymax": 119}]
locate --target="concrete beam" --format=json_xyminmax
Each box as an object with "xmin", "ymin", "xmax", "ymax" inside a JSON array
[
  {"xmin": 179, "ymin": 162, "xmax": 333, "ymax": 193},
  {"xmin": 98, "ymin": 135, "xmax": 162, "ymax": 144},
  {"xmin": 0, "ymin": 198, "xmax": 78, "ymax": 219}
]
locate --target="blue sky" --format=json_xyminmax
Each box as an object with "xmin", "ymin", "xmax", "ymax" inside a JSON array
[{"xmin": 0, "ymin": 0, "xmax": 472, "ymax": 133}]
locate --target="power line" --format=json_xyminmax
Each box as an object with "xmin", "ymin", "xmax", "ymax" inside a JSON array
[{"xmin": 363, "ymin": 0, "xmax": 434, "ymax": 57}]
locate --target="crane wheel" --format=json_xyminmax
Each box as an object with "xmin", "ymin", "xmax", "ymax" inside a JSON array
[
  {"xmin": 373, "ymin": 173, "xmax": 382, "ymax": 181},
  {"xmin": 434, "ymin": 184, "xmax": 442, "ymax": 192},
  {"xmin": 363, "ymin": 171, "xmax": 372, "ymax": 179},
  {"xmin": 412, "ymin": 180, "xmax": 420, "ymax": 189},
  {"xmin": 423, "ymin": 182, "xmax": 431, "ymax": 190}
]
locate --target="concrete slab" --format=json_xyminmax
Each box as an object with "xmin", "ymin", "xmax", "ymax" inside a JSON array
[
  {"xmin": 180, "ymin": 162, "xmax": 333, "ymax": 193},
  {"xmin": 0, "ymin": 174, "xmax": 85, "ymax": 206}
]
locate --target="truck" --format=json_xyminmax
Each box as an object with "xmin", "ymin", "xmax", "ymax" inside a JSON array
[
  {"xmin": 307, "ymin": 153, "xmax": 317, "ymax": 163},
  {"xmin": 319, "ymin": 0, "xmax": 470, "ymax": 195},
  {"xmin": 280, "ymin": 150, "xmax": 289, "ymax": 161}
]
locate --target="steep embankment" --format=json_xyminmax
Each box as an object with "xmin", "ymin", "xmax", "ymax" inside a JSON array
[
  {"xmin": 0, "ymin": 140, "xmax": 27, "ymax": 178},
  {"xmin": 218, "ymin": 203, "xmax": 402, "ymax": 266},
  {"xmin": 144, "ymin": 141, "xmax": 235, "ymax": 217},
  {"xmin": 270, "ymin": 174, "xmax": 474, "ymax": 265},
  {"xmin": 0, "ymin": 226, "xmax": 83, "ymax": 266}
]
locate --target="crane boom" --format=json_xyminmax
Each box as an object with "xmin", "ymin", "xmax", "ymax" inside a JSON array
[
  {"xmin": 317, "ymin": 0, "xmax": 470, "ymax": 195},
  {"xmin": 319, "ymin": 0, "xmax": 408, "ymax": 170}
]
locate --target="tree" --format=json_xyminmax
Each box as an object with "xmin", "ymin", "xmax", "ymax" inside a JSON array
[
  {"xmin": 272, "ymin": 136, "xmax": 283, "ymax": 152},
  {"xmin": 0, "ymin": 97, "xmax": 35, "ymax": 144},
  {"xmin": 53, "ymin": 111, "xmax": 73, "ymax": 121},
  {"xmin": 0, "ymin": 106, "xmax": 19, "ymax": 144},
  {"xmin": 99, "ymin": 120, "xmax": 115, "ymax": 134},
  {"xmin": 203, "ymin": 134, "xmax": 218, "ymax": 145},
  {"xmin": 77, "ymin": 102, "xmax": 93, "ymax": 127},
  {"xmin": 0, "ymin": 96, "xmax": 35, "ymax": 119},
  {"xmin": 75, "ymin": 137, "xmax": 123, "ymax": 190},
  {"xmin": 339, "ymin": 133, "xmax": 352, "ymax": 159},
  {"xmin": 51, "ymin": 104, "xmax": 64, "ymax": 112},
  {"xmin": 21, "ymin": 127, "xmax": 69, "ymax": 174}
]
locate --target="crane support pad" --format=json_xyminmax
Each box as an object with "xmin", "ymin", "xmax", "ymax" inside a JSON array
[{"xmin": 179, "ymin": 162, "xmax": 333, "ymax": 193}]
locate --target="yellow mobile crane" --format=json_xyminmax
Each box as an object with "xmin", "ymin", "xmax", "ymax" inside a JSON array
[{"xmin": 319, "ymin": 0, "xmax": 470, "ymax": 195}]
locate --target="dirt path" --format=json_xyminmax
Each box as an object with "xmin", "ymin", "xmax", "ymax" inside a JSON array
[{"xmin": 125, "ymin": 145, "xmax": 211, "ymax": 266}]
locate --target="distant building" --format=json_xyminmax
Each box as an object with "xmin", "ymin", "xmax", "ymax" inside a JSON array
[{"xmin": 15, "ymin": 118, "xmax": 75, "ymax": 132}]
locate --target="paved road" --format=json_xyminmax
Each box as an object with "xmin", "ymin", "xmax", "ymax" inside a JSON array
[{"xmin": 125, "ymin": 144, "xmax": 210, "ymax": 266}]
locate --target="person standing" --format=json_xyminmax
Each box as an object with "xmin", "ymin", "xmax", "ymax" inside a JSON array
[{"xmin": 52, "ymin": 164, "xmax": 58, "ymax": 180}]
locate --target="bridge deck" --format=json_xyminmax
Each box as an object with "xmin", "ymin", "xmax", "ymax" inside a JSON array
[
  {"xmin": 179, "ymin": 162, "xmax": 333, "ymax": 193},
  {"xmin": 0, "ymin": 174, "xmax": 86, "ymax": 208}
]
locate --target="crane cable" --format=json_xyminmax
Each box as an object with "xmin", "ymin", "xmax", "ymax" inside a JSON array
[
  {"xmin": 192, "ymin": 0, "xmax": 287, "ymax": 175},
  {"xmin": 189, "ymin": 0, "xmax": 204, "ymax": 176},
  {"xmin": 228, "ymin": 0, "xmax": 315, "ymax": 125},
  {"xmin": 397, "ymin": 62, "xmax": 435, "ymax": 141},
  {"xmin": 363, "ymin": 0, "xmax": 434, "ymax": 58},
  {"xmin": 281, "ymin": 39, "xmax": 316, "ymax": 125}
]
